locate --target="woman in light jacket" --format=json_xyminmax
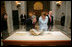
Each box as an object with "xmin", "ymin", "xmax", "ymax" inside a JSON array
[{"xmin": 39, "ymin": 12, "xmax": 48, "ymax": 31}]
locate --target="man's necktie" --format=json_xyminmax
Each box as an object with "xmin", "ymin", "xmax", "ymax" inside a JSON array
[{"xmin": 50, "ymin": 16, "xmax": 51, "ymax": 23}]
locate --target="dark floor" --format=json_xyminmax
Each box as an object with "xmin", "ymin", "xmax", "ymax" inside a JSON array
[{"xmin": 2, "ymin": 30, "xmax": 9, "ymax": 39}]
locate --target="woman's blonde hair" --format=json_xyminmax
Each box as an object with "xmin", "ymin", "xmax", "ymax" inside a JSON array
[
  {"xmin": 29, "ymin": 12, "xmax": 33, "ymax": 16},
  {"xmin": 41, "ymin": 11, "xmax": 46, "ymax": 16}
]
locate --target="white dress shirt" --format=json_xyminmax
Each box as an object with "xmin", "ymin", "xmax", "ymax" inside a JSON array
[
  {"xmin": 23, "ymin": 14, "xmax": 25, "ymax": 19},
  {"xmin": 39, "ymin": 16, "xmax": 48, "ymax": 31}
]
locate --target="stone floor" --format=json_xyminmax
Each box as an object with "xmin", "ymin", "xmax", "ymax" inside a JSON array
[
  {"xmin": 1, "ymin": 25, "xmax": 71, "ymax": 46},
  {"xmin": 55, "ymin": 25, "xmax": 71, "ymax": 38}
]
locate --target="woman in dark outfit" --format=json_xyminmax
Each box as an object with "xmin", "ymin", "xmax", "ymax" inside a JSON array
[
  {"xmin": 1, "ymin": 13, "xmax": 8, "ymax": 31},
  {"xmin": 1, "ymin": 13, "xmax": 8, "ymax": 39}
]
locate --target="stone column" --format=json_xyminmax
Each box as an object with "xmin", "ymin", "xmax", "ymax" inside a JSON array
[
  {"xmin": 18, "ymin": 5, "xmax": 21, "ymax": 29},
  {"xmin": 64, "ymin": 1, "xmax": 71, "ymax": 31},
  {"xmin": 50, "ymin": 1, "xmax": 56, "ymax": 25},
  {"xmin": 5, "ymin": 1, "xmax": 13, "ymax": 35},
  {"xmin": 11, "ymin": 1, "xmax": 18, "ymax": 10},
  {"xmin": 21, "ymin": 1, "xmax": 27, "ymax": 15}
]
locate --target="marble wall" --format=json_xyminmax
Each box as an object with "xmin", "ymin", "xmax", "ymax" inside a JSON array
[
  {"xmin": 53, "ymin": 1, "xmax": 71, "ymax": 27},
  {"xmin": 65, "ymin": 1, "xmax": 71, "ymax": 29},
  {"xmin": 11, "ymin": 1, "xmax": 18, "ymax": 10},
  {"xmin": 51, "ymin": 1, "xmax": 71, "ymax": 31},
  {"xmin": 56, "ymin": 1, "xmax": 66, "ymax": 22},
  {"xmin": 5, "ymin": 1, "xmax": 13, "ymax": 35}
]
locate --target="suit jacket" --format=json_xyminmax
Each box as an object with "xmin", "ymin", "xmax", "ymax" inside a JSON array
[
  {"xmin": 61, "ymin": 16, "xmax": 65, "ymax": 26},
  {"xmin": 20, "ymin": 14, "xmax": 26, "ymax": 22},
  {"xmin": 47, "ymin": 15, "xmax": 53, "ymax": 26},
  {"xmin": 25, "ymin": 18, "xmax": 33, "ymax": 31}
]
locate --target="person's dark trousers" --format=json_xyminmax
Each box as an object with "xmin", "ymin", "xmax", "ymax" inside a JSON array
[
  {"xmin": 48, "ymin": 24, "xmax": 53, "ymax": 31},
  {"xmin": 21, "ymin": 19, "xmax": 26, "ymax": 25},
  {"xmin": 26, "ymin": 26, "xmax": 33, "ymax": 31}
]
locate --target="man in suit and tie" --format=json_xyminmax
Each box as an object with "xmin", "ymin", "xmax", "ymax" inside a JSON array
[
  {"xmin": 47, "ymin": 11, "xmax": 53, "ymax": 31},
  {"xmin": 20, "ymin": 13, "xmax": 26, "ymax": 29}
]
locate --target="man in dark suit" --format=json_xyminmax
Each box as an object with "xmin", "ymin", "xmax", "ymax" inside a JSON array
[
  {"xmin": 20, "ymin": 14, "xmax": 26, "ymax": 25},
  {"xmin": 25, "ymin": 16, "xmax": 33, "ymax": 31},
  {"xmin": 61, "ymin": 13, "xmax": 65, "ymax": 26},
  {"xmin": 47, "ymin": 11, "xmax": 53, "ymax": 31}
]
